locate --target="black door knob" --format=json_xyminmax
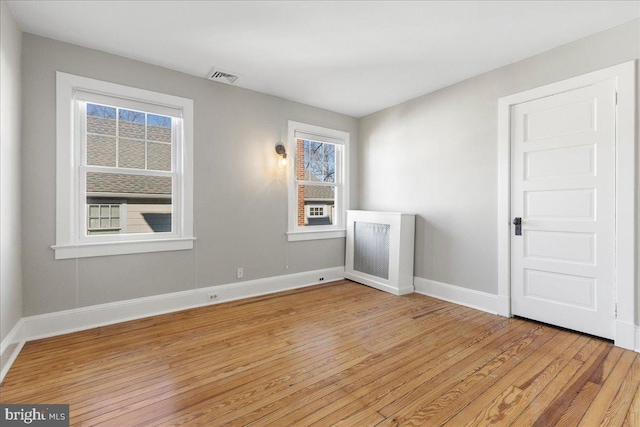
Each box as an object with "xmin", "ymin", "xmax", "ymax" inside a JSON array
[{"xmin": 513, "ymin": 217, "xmax": 522, "ymax": 236}]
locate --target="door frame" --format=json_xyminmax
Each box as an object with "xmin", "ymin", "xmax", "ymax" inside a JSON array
[{"xmin": 497, "ymin": 60, "xmax": 637, "ymax": 350}]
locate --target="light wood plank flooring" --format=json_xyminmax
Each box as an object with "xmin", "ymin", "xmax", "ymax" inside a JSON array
[{"xmin": 1, "ymin": 280, "xmax": 638, "ymax": 426}]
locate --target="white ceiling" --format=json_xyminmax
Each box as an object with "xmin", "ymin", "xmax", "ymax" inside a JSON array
[{"xmin": 7, "ymin": 1, "xmax": 640, "ymax": 117}]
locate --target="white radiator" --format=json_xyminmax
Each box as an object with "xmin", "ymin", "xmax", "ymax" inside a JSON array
[{"xmin": 345, "ymin": 210, "xmax": 416, "ymax": 295}]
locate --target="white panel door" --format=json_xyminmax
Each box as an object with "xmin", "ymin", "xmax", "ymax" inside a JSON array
[{"xmin": 510, "ymin": 79, "xmax": 616, "ymax": 339}]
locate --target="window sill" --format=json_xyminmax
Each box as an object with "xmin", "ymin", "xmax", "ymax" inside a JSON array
[
  {"xmin": 52, "ymin": 237, "xmax": 195, "ymax": 259},
  {"xmin": 286, "ymin": 229, "xmax": 346, "ymax": 242}
]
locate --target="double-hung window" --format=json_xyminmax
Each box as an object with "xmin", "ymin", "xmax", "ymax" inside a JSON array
[
  {"xmin": 287, "ymin": 121, "xmax": 349, "ymax": 241},
  {"xmin": 54, "ymin": 72, "xmax": 194, "ymax": 259}
]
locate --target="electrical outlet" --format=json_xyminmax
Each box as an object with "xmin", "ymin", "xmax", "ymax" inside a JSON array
[
  {"xmin": 237, "ymin": 267, "xmax": 244, "ymax": 279},
  {"xmin": 208, "ymin": 293, "xmax": 218, "ymax": 301},
  {"xmin": 319, "ymin": 277, "xmax": 324, "ymax": 282}
]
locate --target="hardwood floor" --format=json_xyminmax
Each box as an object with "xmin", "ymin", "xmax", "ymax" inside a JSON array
[{"xmin": 1, "ymin": 280, "xmax": 638, "ymax": 426}]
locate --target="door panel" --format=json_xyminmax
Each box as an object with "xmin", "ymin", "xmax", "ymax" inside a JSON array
[
  {"xmin": 524, "ymin": 189, "xmax": 595, "ymax": 219},
  {"xmin": 523, "ymin": 269, "xmax": 595, "ymax": 308},
  {"xmin": 511, "ymin": 79, "xmax": 616, "ymax": 339},
  {"xmin": 524, "ymin": 144, "xmax": 595, "ymax": 179},
  {"xmin": 524, "ymin": 99, "xmax": 595, "ymax": 141},
  {"xmin": 524, "ymin": 230, "xmax": 595, "ymax": 264}
]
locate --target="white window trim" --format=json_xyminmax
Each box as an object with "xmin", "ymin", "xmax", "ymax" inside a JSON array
[
  {"xmin": 53, "ymin": 72, "xmax": 194, "ymax": 259},
  {"xmin": 286, "ymin": 121, "xmax": 349, "ymax": 242}
]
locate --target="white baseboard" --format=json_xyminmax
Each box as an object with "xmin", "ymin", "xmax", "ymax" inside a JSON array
[
  {"xmin": 343, "ymin": 272, "xmax": 414, "ymax": 296},
  {"xmin": 1, "ymin": 319, "xmax": 26, "ymax": 383},
  {"xmin": 614, "ymin": 319, "xmax": 637, "ymax": 351},
  {"xmin": 414, "ymin": 277, "xmax": 498, "ymax": 315},
  {"xmin": 24, "ymin": 267, "xmax": 344, "ymax": 341},
  {"xmin": 416, "ymin": 280, "xmax": 639, "ymax": 353},
  {"xmin": 1, "ymin": 266, "xmax": 344, "ymax": 381},
  {"xmin": 4, "ymin": 269, "xmax": 635, "ymax": 383},
  {"xmin": 497, "ymin": 295, "xmax": 510, "ymax": 317}
]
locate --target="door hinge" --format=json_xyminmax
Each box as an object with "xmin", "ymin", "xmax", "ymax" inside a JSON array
[{"xmin": 614, "ymin": 303, "xmax": 617, "ymax": 318}]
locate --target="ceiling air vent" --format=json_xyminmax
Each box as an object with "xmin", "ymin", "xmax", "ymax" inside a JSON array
[{"xmin": 206, "ymin": 67, "xmax": 239, "ymax": 84}]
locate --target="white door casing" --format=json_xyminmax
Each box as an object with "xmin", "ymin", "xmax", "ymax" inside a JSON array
[
  {"xmin": 497, "ymin": 61, "xmax": 637, "ymax": 350},
  {"xmin": 510, "ymin": 80, "xmax": 616, "ymax": 339}
]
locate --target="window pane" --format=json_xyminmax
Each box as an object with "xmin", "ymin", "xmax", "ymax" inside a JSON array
[
  {"xmin": 147, "ymin": 142, "xmax": 171, "ymax": 171},
  {"xmin": 324, "ymin": 144, "xmax": 335, "ymax": 183},
  {"xmin": 89, "ymin": 229, "xmax": 120, "ymax": 235},
  {"xmin": 87, "ymin": 134, "xmax": 116, "ymax": 167},
  {"xmin": 88, "ymin": 103, "xmax": 116, "ymax": 119},
  {"xmin": 306, "ymin": 141, "xmax": 323, "ymax": 182},
  {"xmin": 147, "ymin": 114, "xmax": 172, "ymax": 143},
  {"xmin": 299, "ymin": 139, "xmax": 336, "ymax": 183},
  {"xmin": 118, "ymin": 138, "xmax": 146, "ymax": 169},
  {"xmin": 135, "ymin": 206, "xmax": 172, "ymax": 233},
  {"xmin": 118, "ymin": 109, "xmax": 145, "ymax": 139},
  {"xmin": 87, "ymin": 172, "xmax": 171, "ymax": 195},
  {"xmin": 86, "ymin": 172, "xmax": 172, "ymax": 235},
  {"xmin": 297, "ymin": 184, "xmax": 335, "ymax": 227},
  {"xmin": 87, "ymin": 104, "xmax": 116, "ymax": 136},
  {"xmin": 88, "ymin": 204, "xmax": 123, "ymax": 232},
  {"xmin": 309, "ymin": 207, "xmax": 325, "ymax": 217}
]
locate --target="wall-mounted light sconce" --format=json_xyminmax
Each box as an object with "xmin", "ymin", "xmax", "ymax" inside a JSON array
[{"xmin": 275, "ymin": 142, "xmax": 287, "ymax": 166}]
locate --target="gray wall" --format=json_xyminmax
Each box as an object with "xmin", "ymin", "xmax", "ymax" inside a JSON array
[
  {"xmin": 1, "ymin": 1, "xmax": 23, "ymax": 346},
  {"xmin": 358, "ymin": 19, "xmax": 639, "ymax": 322},
  {"xmin": 21, "ymin": 34, "xmax": 358, "ymax": 316}
]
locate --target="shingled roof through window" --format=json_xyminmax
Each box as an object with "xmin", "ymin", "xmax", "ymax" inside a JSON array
[
  {"xmin": 86, "ymin": 115, "xmax": 172, "ymax": 195},
  {"xmin": 87, "ymin": 173, "xmax": 172, "ymax": 195},
  {"xmin": 303, "ymin": 185, "xmax": 334, "ymax": 201}
]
